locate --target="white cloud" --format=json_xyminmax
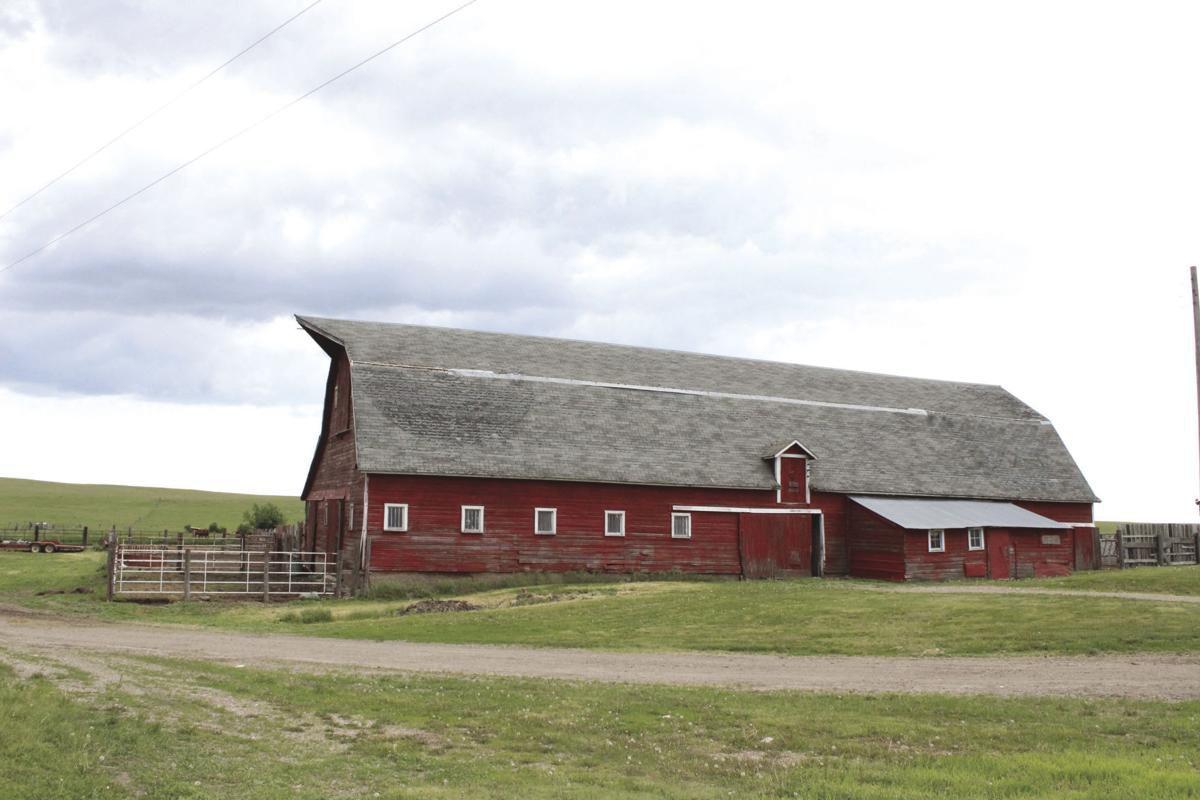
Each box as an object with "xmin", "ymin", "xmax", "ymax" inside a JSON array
[{"xmin": 0, "ymin": 0, "xmax": 1198, "ymax": 519}]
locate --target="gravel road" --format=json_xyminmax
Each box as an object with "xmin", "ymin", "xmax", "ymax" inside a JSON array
[{"xmin": 2, "ymin": 612, "xmax": 1198, "ymax": 699}]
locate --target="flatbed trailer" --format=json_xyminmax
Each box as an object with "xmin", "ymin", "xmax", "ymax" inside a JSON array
[{"xmin": 0, "ymin": 539, "xmax": 86, "ymax": 554}]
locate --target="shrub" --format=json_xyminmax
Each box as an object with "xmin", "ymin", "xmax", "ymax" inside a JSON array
[{"xmin": 243, "ymin": 502, "xmax": 285, "ymax": 531}]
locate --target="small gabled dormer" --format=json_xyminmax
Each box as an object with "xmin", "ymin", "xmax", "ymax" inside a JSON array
[{"xmin": 764, "ymin": 440, "xmax": 817, "ymax": 504}]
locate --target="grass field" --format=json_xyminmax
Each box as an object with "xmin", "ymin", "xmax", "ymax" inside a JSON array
[
  {"xmin": 7, "ymin": 552, "xmax": 1200, "ymax": 657},
  {"xmin": 1, "ymin": 653, "xmax": 1198, "ymax": 799},
  {"xmin": 1020, "ymin": 566, "xmax": 1200, "ymax": 596},
  {"xmin": 0, "ymin": 476, "xmax": 304, "ymax": 531}
]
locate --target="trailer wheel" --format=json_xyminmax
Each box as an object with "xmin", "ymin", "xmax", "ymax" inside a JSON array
[
  {"xmin": 29, "ymin": 544, "xmax": 42, "ymax": 553},
  {"xmin": 43, "ymin": 543, "xmax": 56, "ymax": 554}
]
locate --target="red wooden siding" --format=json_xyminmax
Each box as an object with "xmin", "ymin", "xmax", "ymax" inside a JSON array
[
  {"xmin": 1013, "ymin": 501, "xmax": 1093, "ymax": 524},
  {"xmin": 845, "ymin": 502, "xmax": 906, "ymax": 581},
  {"xmin": 903, "ymin": 527, "xmax": 990, "ymax": 581},
  {"xmin": 361, "ymin": 474, "xmax": 839, "ymax": 576},
  {"xmin": 303, "ymin": 348, "xmax": 364, "ymax": 560},
  {"xmin": 739, "ymin": 514, "xmax": 813, "ymax": 577},
  {"xmin": 1011, "ymin": 529, "xmax": 1074, "ymax": 577},
  {"xmin": 779, "ymin": 457, "xmax": 807, "ymax": 504}
]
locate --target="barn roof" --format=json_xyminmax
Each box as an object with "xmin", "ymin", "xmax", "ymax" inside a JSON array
[{"xmin": 297, "ymin": 315, "xmax": 1098, "ymax": 503}]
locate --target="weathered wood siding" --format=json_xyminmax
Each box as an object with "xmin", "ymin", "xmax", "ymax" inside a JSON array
[
  {"xmin": 1013, "ymin": 501, "xmax": 1094, "ymax": 524},
  {"xmin": 845, "ymin": 503, "xmax": 906, "ymax": 581},
  {"xmin": 303, "ymin": 348, "xmax": 364, "ymax": 560},
  {"xmin": 361, "ymin": 475, "xmax": 844, "ymax": 576},
  {"xmin": 810, "ymin": 492, "xmax": 849, "ymax": 576},
  {"xmin": 903, "ymin": 527, "xmax": 989, "ymax": 581},
  {"xmin": 1011, "ymin": 529, "xmax": 1074, "ymax": 577}
]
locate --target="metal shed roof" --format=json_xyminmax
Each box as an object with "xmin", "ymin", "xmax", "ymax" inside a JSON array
[{"xmin": 850, "ymin": 496, "xmax": 1075, "ymax": 530}]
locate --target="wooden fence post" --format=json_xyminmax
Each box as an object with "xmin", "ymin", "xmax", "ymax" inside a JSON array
[
  {"xmin": 82, "ymin": 526, "xmax": 88, "ymax": 548},
  {"xmin": 183, "ymin": 549, "xmax": 192, "ymax": 601},
  {"xmin": 1156, "ymin": 528, "xmax": 1167, "ymax": 565},
  {"xmin": 1116, "ymin": 527, "xmax": 1126, "ymax": 569},
  {"xmin": 362, "ymin": 535, "xmax": 372, "ymax": 596},
  {"xmin": 105, "ymin": 534, "xmax": 117, "ymax": 601}
]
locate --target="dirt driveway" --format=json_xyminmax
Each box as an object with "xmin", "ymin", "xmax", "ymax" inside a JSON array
[{"xmin": 2, "ymin": 613, "xmax": 1199, "ymax": 699}]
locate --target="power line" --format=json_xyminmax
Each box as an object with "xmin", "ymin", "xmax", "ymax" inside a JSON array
[
  {"xmin": 1, "ymin": 0, "xmax": 481, "ymax": 273},
  {"xmin": 0, "ymin": 0, "xmax": 328, "ymax": 224}
]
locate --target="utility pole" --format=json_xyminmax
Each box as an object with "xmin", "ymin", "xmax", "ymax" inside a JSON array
[{"xmin": 1192, "ymin": 267, "xmax": 1200, "ymax": 516}]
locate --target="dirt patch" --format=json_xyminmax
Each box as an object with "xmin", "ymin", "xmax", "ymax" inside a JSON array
[
  {"xmin": 35, "ymin": 587, "xmax": 94, "ymax": 596},
  {"xmin": 397, "ymin": 599, "xmax": 481, "ymax": 615},
  {"xmin": 507, "ymin": 589, "xmax": 595, "ymax": 607}
]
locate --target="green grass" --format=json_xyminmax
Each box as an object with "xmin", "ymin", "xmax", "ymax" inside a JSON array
[
  {"xmin": 8, "ymin": 552, "xmax": 1200, "ymax": 657},
  {"xmin": 2, "ymin": 655, "xmax": 1198, "ymax": 799},
  {"xmin": 1019, "ymin": 566, "xmax": 1200, "ymax": 596},
  {"xmin": 0, "ymin": 476, "xmax": 303, "ymax": 532}
]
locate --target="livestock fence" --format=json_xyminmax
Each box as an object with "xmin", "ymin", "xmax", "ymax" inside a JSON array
[
  {"xmin": 109, "ymin": 544, "xmax": 332, "ymax": 599},
  {"xmin": 1, "ymin": 522, "xmax": 310, "ymax": 552},
  {"xmin": 1100, "ymin": 523, "xmax": 1200, "ymax": 569}
]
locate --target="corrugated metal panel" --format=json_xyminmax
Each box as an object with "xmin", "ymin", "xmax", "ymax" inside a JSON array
[{"xmin": 849, "ymin": 496, "xmax": 1073, "ymax": 530}]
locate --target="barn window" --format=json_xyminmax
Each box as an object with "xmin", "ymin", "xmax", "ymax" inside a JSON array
[
  {"xmin": 461, "ymin": 505, "xmax": 485, "ymax": 534},
  {"xmin": 605, "ymin": 510, "xmax": 625, "ymax": 537},
  {"xmin": 967, "ymin": 527, "xmax": 985, "ymax": 551},
  {"xmin": 321, "ymin": 502, "xmax": 328, "ymax": 527},
  {"xmin": 383, "ymin": 503, "xmax": 408, "ymax": 532},
  {"xmin": 535, "ymin": 508, "xmax": 557, "ymax": 535},
  {"xmin": 928, "ymin": 529, "xmax": 945, "ymax": 552},
  {"xmin": 671, "ymin": 513, "xmax": 692, "ymax": 539},
  {"xmin": 347, "ymin": 502, "xmax": 355, "ymax": 533}
]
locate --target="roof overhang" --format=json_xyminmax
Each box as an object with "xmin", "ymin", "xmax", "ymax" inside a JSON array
[{"xmin": 850, "ymin": 495, "xmax": 1075, "ymax": 530}]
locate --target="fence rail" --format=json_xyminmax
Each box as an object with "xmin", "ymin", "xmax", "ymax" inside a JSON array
[
  {"xmin": 1102, "ymin": 524, "xmax": 1200, "ymax": 569},
  {"xmin": 110, "ymin": 544, "xmax": 332, "ymax": 599}
]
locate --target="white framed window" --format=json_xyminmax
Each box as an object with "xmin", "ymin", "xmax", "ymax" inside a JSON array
[
  {"xmin": 605, "ymin": 510, "xmax": 626, "ymax": 537},
  {"xmin": 967, "ymin": 527, "xmax": 985, "ymax": 551},
  {"xmin": 383, "ymin": 503, "xmax": 408, "ymax": 532},
  {"xmin": 671, "ymin": 512, "xmax": 692, "ymax": 539},
  {"xmin": 461, "ymin": 505, "xmax": 484, "ymax": 534},
  {"xmin": 534, "ymin": 507, "xmax": 557, "ymax": 535},
  {"xmin": 928, "ymin": 528, "xmax": 945, "ymax": 552}
]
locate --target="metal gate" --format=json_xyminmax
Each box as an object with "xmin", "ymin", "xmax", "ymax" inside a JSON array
[{"xmin": 111, "ymin": 545, "xmax": 332, "ymax": 599}]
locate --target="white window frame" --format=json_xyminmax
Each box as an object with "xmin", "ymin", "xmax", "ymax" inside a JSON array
[
  {"xmin": 604, "ymin": 510, "xmax": 626, "ymax": 537},
  {"xmin": 534, "ymin": 507, "xmax": 557, "ymax": 535},
  {"xmin": 928, "ymin": 528, "xmax": 945, "ymax": 553},
  {"xmin": 461, "ymin": 505, "xmax": 485, "ymax": 534},
  {"xmin": 671, "ymin": 512, "xmax": 692, "ymax": 539},
  {"xmin": 383, "ymin": 503, "xmax": 408, "ymax": 532},
  {"xmin": 967, "ymin": 527, "xmax": 985, "ymax": 551}
]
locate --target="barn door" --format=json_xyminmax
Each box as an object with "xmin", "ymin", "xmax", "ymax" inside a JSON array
[
  {"xmin": 738, "ymin": 514, "xmax": 812, "ymax": 578},
  {"xmin": 986, "ymin": 529, "xmax": 1013, "ymax": 579}
]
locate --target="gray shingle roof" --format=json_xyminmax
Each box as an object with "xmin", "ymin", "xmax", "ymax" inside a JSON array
[{"xmin": 298, "ymin": 315, "xmax": 1098, "ymax": 503}]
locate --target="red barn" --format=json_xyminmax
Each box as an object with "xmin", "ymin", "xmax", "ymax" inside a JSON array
[{"xmin": 297, "ymin": 316, "xmax": 1098, "ymax": 581}]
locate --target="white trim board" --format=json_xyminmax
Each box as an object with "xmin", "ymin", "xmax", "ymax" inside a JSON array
[{"xmin": 673, "ymin": 505, "xmax": 822, "ymax": 514}]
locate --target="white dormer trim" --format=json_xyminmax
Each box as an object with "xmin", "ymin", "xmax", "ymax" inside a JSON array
[
  {"xmin": 769, "ymin": 441, "xmax": 814, "ymax": 504},
  {"xmin": 764, "ymin": 440, "xmax": 818, "ymax": 460}
]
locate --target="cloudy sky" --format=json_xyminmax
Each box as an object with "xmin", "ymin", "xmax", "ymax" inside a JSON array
[{"xmin": 1, "ymin": 0, "xmax": 1197, "ymax": 520}]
